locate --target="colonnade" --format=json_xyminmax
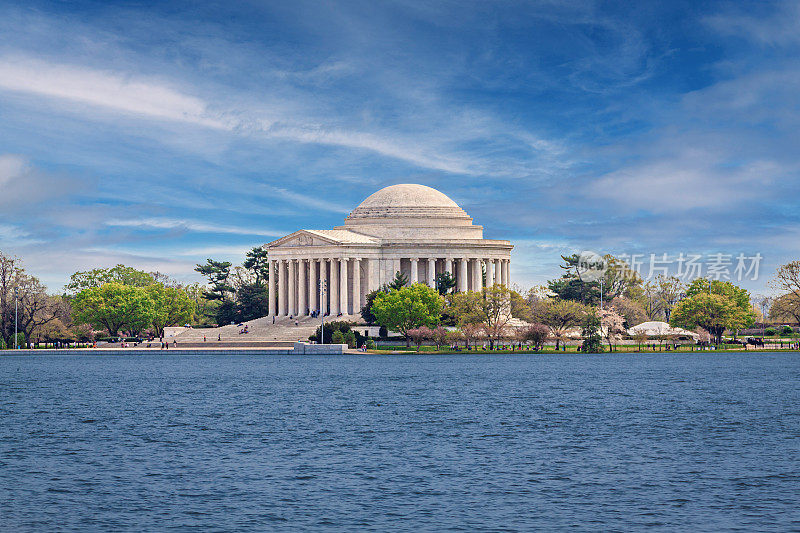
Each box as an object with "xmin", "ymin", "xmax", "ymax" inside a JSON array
[{"xmin": 268, "ymin": 256, "xmax": 510, "ymax": 317}]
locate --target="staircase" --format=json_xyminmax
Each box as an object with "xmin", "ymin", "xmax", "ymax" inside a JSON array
[{"xmin": 173, "ymin": 315, "xmax": 363, "ymax": 346}]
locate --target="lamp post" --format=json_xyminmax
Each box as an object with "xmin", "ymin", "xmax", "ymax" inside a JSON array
[
  {"xmin": 14, "ymin": 286, "xmax": 18, "ymax": 350},
  {"xmin": 599, "ymin": 277, "xmax": 604, "ymax": 311},
  {"xmin": 319, "ymin": 278, "xmax": 327, "ymax": 344}
]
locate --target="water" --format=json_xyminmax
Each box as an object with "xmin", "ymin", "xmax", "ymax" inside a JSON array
[{"xmin": 1, "ymin": 352, "xmax": 798, "ymax": 531}]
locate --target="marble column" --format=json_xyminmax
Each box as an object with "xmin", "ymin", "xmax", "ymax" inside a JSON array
[
  {"xmin": 330, "ymin": 258, "xmax": 340, "ymax": 315},
  {"xmin": 278, "ymin": 260, "xmax": 286, "ymax": 316},
  {"xmin": 288, "ymin": 259, "xmax": 297, "ymax": 316},
  {"xmin": 320, "ymin": 259, "xmax": 329, "ymax": 315},
  {"xmin": 363, "ymin": 258, "xmax": 371, "ymax": 302},
  {"xmin": 472, "ymin": 258, "xmax": 482, "ymax": 291},
  {"xmin": 340, "ymin": 257, "xmax": 349, "ymax": 316},
  {"xmin": 504, "ymin": 259, "xmax": 511, "ymax": 288},
  {"xmin": 486, "ymin": 258, "xmax": 494, "ymax": 287},
  {"xmin": 494, "ymin": 259, "xmax": 501, "ymax": 287},
  {"xmin": 352, "ymin": 258, "xmax": 361, "ymax": 313},
  {"xmin": 427, "ymin": 258, "xmax": 436, "ymax": 287},
  {"xmin": 309, "ymin": 259, "xmax": 317, "ymax": 313},
  {"xmin": 446, "ymin": 258, "xmax": 453, "ymax": 275},
  {"xmin": 298, "ymin": 259, "xmax": 307, "ymax": 316},
  {"xmin": 410, "ymin": 258, "xmax": 419, "ymax": 283},
  {"xmin": 268, "ymin": 259, "xmax": 276, "ymax": 316},
  {"xmin": 459, "ymin": 258, "xmax": 468, "ymax": 292}
]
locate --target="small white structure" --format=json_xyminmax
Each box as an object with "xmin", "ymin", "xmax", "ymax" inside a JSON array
[{"xmin": 628, "ymin": 321, "xmax": 699, "ymax": 339}]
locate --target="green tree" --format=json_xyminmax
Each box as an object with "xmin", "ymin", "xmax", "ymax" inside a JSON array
[
  {"xmin": 669, "ymin": 279, "xmax": 756, "ymax": 344},
  {"xmin": 448, "ymin": 285, "xmax": 516, "ymax": 349},
  {"xmin": 66, "ymin": 264, "xmax": 156, "ymax": 294},
  {"xmin": 147, "ymin": 284, "xmax": 196, "ymax": 338},
  {"xmin": 371, "ymin": 283, "xmax": 443, "ymax": 346},
  {"xmin": 530, "ymin": 298, "xmax": 587, "ymax": 350},
  {"xmin": 236, "ymin": 283, "xmax": 270, "ymax": 322},
  {"xmin": 71, "ymin": 283, "xmax": 153, "ymax": 337},
  {"xmin": 434, "ymin": 272, "xmax": 457, "ymax": 295},
  {"xmin": 361, "ymin": 286, "xmax": 388, "ymax": 325},
  {"xmin": 581, "ymin": 309, "xmax": 603, "ymax": 353},
  {"xmin": 243, "ymin": 246, "xmax": 270, "ymax": 286},
  {"xmin": 547, "ymin": 254, "xmax": 643, "ymax": 306},
  {"xmin": 387, "ymin": 271, "xmax": 409, "ymax": 291},
  {"xmin": 195, "ymin": 259, "xmax": 233, "ymax": 301}
]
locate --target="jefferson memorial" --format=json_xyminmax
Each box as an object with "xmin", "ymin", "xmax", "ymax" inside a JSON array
[{"xmin": 265, "ymin": 184, "xmax": 513, "ymax": 317}]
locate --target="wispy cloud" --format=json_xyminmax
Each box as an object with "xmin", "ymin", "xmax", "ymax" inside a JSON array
[{"xmin": 105, "ymin": 217, "xmax": 283, "ymax": 237}]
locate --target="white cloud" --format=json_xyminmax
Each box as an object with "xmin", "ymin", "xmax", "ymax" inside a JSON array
[
  {"xmin": 0, "ymin": 154, "xmax": 27, "ymax": 186},
  {"xmin": 105, "ymin": 217, "xmax": 284, "ymax": 237},
  {"xmin": 587, "ymin": 153, "xmax": 780, "ymax": 212},
  {"xmin": 0, "ymin": 56, "xmax": 229, "ymax": 129}
]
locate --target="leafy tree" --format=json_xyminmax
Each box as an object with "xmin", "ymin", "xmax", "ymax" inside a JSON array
[
  {"xmin": 361, "ymin": 286, "xmax": 388, "ymax": 325},
  {"xmin": 309, "ymin": 321, "xmax": 364, "ymax": 346},
  {"xmin": 581, "ymin": 309, "xmax": 603, "ymax": 353},
  {"xmin": 387, "ymin": 271, "xmax": 409, "ymax": 291},
  {"xmin": 448, "ymin": 285, "xmax": 516, "ymax": 349},
  {"xmin": 66, "ymin": 264, "xmax": 156, "ymax": 293},
  {"xmin": 331, "ymin": 330, "xmax": 345, "ymax": 345},
  {"xmin": 371, "ymin": 283, "xmax": 443, "ymax": 346},
  {"xmin": 1, "ymin": 252, "xmax": 64, "ymax": 348},
  {"xmin": 770, "ymin": 261, "xmax": 800, "ymax": 327},
  {"xmin": 434, "ymin": 272, "xmax": 457, "ymax": 295},
  {"xmin": 530, "ymin": 298, "xmax": 587, "ymax": 350},
  {"xmin": 147, "ymin": 284, "xmax": 196, "ymax": 338},
  {"xmin": 654, "ymin": 275, "xmax": 685, "ymax": 321},
  {"xmin": 71, "ymin": 283, "xmax": 153, "ymax": 337},
  {"xmin": 670, "ymin": 279, "xmax": 756, "ymax": 344},
  {"xmin": 243, "ymin": 246, "xmax": 270, "ymax": 286},
  {"xmin": 195, "ymin": 259, "xmax": 233, "ymax": 301},
  {"xmin": 236, "ymin": 283, "xmax": 270, "ymax": 322},
  {"xmin": 547, "ymin": 254, "xmax": 643, "ymax": 307},
  {"xmin": 610, "ymin": 296, "xmax": 646, "ymax": 327}
]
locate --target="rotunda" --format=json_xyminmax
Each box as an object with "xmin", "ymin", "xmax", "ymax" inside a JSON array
[{"xmin": 266, "ymin": 184, "xmax": 513, "ymax": 317}]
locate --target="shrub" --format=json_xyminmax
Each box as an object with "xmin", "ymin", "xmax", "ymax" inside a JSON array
[
  {"xmin": 365, "ymin": 339, "xmax": 375, "ymax": 350},
  {"xmin": 379, "ymin": 325, "xmax": 388, "ymax": 338},
  {"xmin": 765, "ymin": 327, "xmax": 777, "ymax": 336},
  {"xmin": 331, "ymin": 330, "xmax": 345, "ymax": 345},
  {"xmin": 780, "ymin": 325, "xmax": 793, "ymax": 336}
]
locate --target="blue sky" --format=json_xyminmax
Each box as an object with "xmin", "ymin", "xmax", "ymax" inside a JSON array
[{"xmin": 0, "ymin": 0, "xmax": 798, "ymax": 294}]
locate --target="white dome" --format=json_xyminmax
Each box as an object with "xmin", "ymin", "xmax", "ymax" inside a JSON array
[{"xmin": 346, "ymin": 184, "xmax": 470, "ymax": 221}]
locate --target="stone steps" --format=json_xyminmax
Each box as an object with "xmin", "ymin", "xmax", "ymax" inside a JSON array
[{"xmin": 174, "ymin": 315, "xmax": 363, "ymax": 342}]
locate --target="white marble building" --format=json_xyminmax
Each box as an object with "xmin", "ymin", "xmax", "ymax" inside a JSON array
[{"xmin": 265, "ymin": 184, "xmax": 513, "ymax": 317}]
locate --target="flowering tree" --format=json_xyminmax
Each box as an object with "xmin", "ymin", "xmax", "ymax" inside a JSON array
[
  {"xmin": 522, "ymin": 323, "xmax": 549, "ymax": 351},
  {"xmin": 430, "ymin": 326, "xmax": 449, "ymax": 350},
  {"xmin": 407, "ymin": 326, "xmax": 433, "ymax": 352},
  {"xmin": 694, "ymin": 327, "xmax": 711, "ymax": 345},
  {"xmin": 459, "ymin": 322, "xmax": 481, "ymax": 349},
  {"xmin": 600, "ymin": 308, "xmax": 626, "ymax": 352}
]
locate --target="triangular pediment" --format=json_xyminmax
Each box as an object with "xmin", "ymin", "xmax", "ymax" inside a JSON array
[{"xmin": 267, "ymin": 230, "xmax": 342, "ymax": 248}]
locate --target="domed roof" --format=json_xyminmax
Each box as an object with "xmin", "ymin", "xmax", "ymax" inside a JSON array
[{"xmin": 346, "ymin": 184, "xmax": 470, "ymax": 220}]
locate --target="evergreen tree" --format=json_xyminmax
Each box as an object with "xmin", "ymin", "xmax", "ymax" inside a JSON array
[
  {"xmin": 581, "ymin": 309, "xmax": 604, "ymax": 353},
  {"xmin": 388, "ymin": 271, "xmax": 409, "ymax": 291},
  {"xmin": 434, "ymin": 272, "xmax": 457, "ymax": 295}
]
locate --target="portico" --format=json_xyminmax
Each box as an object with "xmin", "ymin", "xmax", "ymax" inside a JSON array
[{"xmin": 266, "ymin": 184, "xmax": 513, "ymax": 317}]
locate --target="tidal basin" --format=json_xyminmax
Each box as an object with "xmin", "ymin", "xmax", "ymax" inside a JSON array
[{"xmin": 2, "ymin": 352, "xmax": 798, "ymax": 531}]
